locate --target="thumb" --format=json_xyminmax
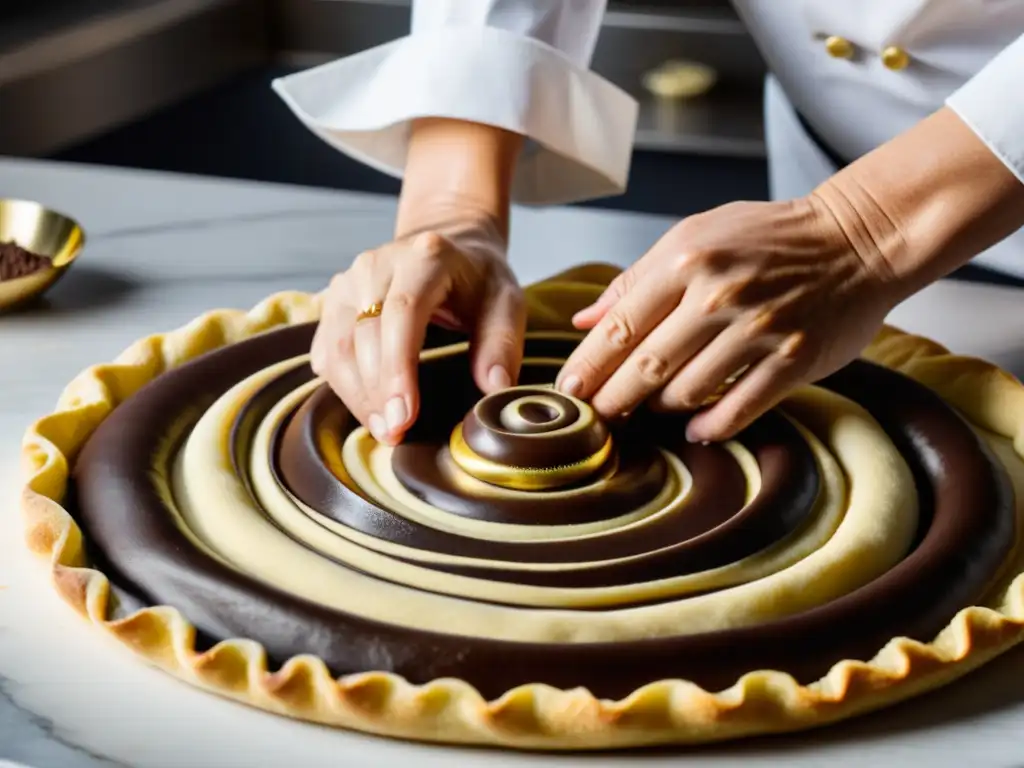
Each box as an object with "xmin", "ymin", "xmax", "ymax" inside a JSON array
[{"xmin": 470, "ymin": 285, "xmax": 526, "ymax": 394}]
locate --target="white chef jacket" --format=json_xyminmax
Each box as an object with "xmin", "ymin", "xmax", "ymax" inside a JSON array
[{"xmin": 272, "ymin": 1, "xmax": 1024, "ymax": 279}]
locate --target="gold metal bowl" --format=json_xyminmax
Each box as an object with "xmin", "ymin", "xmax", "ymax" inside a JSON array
[{"xmin": 0, "ymin": 198, "xmax": 85, "ymax": 313}]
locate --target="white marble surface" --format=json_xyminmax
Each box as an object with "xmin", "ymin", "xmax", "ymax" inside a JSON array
[{"xmin": 3, "ymin": 156, "xmax": 1024, "ymax": 768}]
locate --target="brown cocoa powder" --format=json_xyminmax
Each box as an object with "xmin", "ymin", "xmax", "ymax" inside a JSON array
[{"xmin": 0, "ymin": 241, "xmax": 52, "ymax": 281}]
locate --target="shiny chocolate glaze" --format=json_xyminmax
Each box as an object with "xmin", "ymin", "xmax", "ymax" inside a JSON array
[
  {"xmin": 72, "ymin": 323, "xmax": 1016, "ymax": 698},
  {"xmin": 274, "ymin": 338, "xmax": 819, "ymax": 582},
  {"xmin": 389, "ymin": 440, "xmax": 669, "ymax": 526},
  {"xmin": 278, "ymin": 380, "xmax": 749, "ymax": 552},
  {"xmin": 459, "ymin": 387, "xmax": 609, "ymax": 470}
]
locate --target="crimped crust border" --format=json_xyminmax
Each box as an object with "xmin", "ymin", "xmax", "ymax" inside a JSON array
[{"xmin": 18, "ymin": 286, "xmax": 1024, "ymax": 751}]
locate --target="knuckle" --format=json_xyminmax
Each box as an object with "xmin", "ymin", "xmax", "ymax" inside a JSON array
[
  {"xmin": 670, "ymin": 249, "xmax": 699, "ymax": 276},
  {"xmin": 352, "ymin": 249, "xmax": 378, "ymax": 271},
  {"xmin": 602, "ymin": 310, "xmax": 637, "ymax": 348},
  {"xmin": 674, "ymin": 246, "xmax": 724, "ymax": 279},
  {"xmin": 615, "ymin": 268, "xmax": 637, "ymax": 295},
  {"xmin": 634, "ymin": 351, "xmax": 670, "ymax": 385},
  {"xmin": 333, "ymin": 329, "xmax": 356, "ymax": 357},
  {"xmin": 671, "ymin": 385, "xmax": 701, "ymax": 410},
  {"xmin": 328, "ymin": 272, "xmax": 349, "ymax": 294},
  {"xmin": 384, "ymin": 290, "xmax": 419, "ymax": 315},
  {"xmin": 656, "ymin": 381, "xmax": 696, "ymax": 411},
  {"xmin": 412, "ymin": 231, "xmax": 448, "ymax": 261}
]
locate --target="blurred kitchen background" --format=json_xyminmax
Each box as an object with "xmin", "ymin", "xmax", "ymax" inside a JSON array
[{"xmin": 0, "ymin": 0, "xmax": 770, "ymax": 216}]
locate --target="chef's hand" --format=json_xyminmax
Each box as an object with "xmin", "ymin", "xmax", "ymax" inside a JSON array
[
  {"xmin": 558, "ymin": 107, "xmax": 1024, "ymax": 443},
  {"xmin": 312, "ymin": 219, "xmax": 523, "ymax": 445},
  {"xmin": 312, "ymin": 118, "xmax": 525, "ymax": 445},
  {"xmin": 557, "ymin": 196, "xmax": 898, "ymax": 442}
]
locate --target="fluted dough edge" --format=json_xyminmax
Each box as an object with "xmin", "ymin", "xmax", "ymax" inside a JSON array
[{"xmin": 18, "ymin": 280, "xmax": 1024, "ymax": 750}]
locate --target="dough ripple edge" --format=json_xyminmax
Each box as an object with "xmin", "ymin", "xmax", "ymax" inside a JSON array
[{"xmin": 18, "ymin": 274, "xmax": 1024, "ymax": 751}]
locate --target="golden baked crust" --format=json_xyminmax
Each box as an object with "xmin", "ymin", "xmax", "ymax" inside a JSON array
[{"xmin": 19, "ymin": 264, "xmax": 1024, "ymax": 750}]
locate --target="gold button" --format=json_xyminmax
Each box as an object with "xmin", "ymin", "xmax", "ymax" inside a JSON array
[
  {"xmin": 824, "ymin": 35, "xmax": 855, "ymax": 59},
  {"xmin": 881, "ymin": 45, "xmax": 910, "ymax": 70}
]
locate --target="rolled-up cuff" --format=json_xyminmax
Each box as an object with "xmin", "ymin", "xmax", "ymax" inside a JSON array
[
  {"xmin": 271, "ymin": 26, "xmax": 638, "ymax": 205},
  {"xmin": 946, "ymin": 36, "xmax": 1024, "ymax": 186}
]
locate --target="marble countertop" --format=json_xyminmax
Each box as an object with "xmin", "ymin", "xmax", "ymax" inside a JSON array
[{"xmin": 3, "ymin": 156, "xmax": 1024, "ymax": 768}]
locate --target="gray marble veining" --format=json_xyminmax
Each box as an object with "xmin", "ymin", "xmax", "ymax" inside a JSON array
[{"xmin": 2, "ymin": 156, "xmax": 1024, "ymax": 768}]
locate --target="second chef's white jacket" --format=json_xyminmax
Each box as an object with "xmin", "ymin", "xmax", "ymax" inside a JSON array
[{"xmin": 272, "ymin": 0, "xmax": 1024, "ymax": 279}]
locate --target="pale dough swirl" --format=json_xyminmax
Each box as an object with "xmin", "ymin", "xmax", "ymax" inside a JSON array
[{"xmin": 169, "ymin": 355, "xmax": 919, "ymax": 636}]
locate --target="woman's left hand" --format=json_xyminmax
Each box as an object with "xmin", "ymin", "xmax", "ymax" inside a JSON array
[{"xmin": 556, "ymin": 194, "xmax": 903, "ymax": 443}]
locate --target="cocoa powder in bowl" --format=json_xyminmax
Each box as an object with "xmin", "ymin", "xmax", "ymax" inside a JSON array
[{"xmin": 0, "ymin": 241, "xmax": 52, "ymax": 281}]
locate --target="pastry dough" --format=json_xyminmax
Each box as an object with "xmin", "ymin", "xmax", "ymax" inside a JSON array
[{"xmin": 19, "ymin": 264, "xmax": 1024, "ymax": 750}]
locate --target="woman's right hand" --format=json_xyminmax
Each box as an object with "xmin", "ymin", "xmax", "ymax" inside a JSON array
[{"xmin": 311, "ymin": 216, "xmax": 525, "ymax": 446}]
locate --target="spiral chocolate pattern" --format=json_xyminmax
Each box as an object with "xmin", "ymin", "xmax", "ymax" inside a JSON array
[
  {"xmin": 451, "ymin": 385, "xmax": 612, "ymax": 486},
  {"xmin": 71, "ymin": 322, "xmax": 1017, "ymax": 699}
]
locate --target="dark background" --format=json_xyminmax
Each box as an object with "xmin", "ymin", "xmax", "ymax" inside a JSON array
[{"xmin": 50, "ymin": 66, "xmax": 769, "ymax": 220}]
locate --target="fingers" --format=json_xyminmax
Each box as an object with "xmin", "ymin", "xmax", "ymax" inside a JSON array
[
  {"xmin": 315, "ymin": 245, "xmax": 418, "ymax": 443},
  {"xmin": 588, "ymin": 296, "xmax": 722, "ymax": 417},
  {"xmin": 557, "ymin": 267, "xmax": 681, "ymax": 404},
  {"xmin": 648, "ymin": 317, "xmax": 768, "ymax": 414},
  {"xmin": 354, "ymin": 294, "xmax": 388, "ymax": 416},
  {"xmin": 376, "ymin": 241, "xmax": 455, "ymax": 443},
  {"xmin": 311, "ymin": 293, "xmax": 374, "ymax": 427},
  {"xmin": 338, "ymin": 249, "xmax": 393, "ymax": 441},
  {"xmin": 684, "ymin": 346, "xmax": 805, "ymax": 442},
  {"xmin": 571, "ymin": 224, "xmax": 688, "ymax": 330},
  {"xmin": 470, "ymin": 282, "xmax": 526, "ymax": 394},
  {"xmin": 314, "ymin": 225, "xmax": 528, "ymax": 446}
]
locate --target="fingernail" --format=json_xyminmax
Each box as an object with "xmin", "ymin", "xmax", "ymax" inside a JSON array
[
  {"xmin": 368, "ymin": 413, "xmax": 387, "ymax": 441},
  {"xmin": 488, "ymin": 365, "xmax": 511, "ymax": 390},
  {"xmin": 685, "ymin": 424, "xmax": 701, "ymax": 443},
  {"xmin": 559, "ymin": 375, "xmax": 582, "ymax": 396},
  {"xmin": 384, "ymin": 397, "xmax": 408, "ymax": 433}
]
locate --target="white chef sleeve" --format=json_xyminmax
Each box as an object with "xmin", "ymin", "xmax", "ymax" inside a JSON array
[
  {"xmin": 271, "ymin": 0, "xmax": 638, "ymax": 205},
  {"xmin": 946, "ymin": 34, "xmax": 1024, "ymax": 185}
]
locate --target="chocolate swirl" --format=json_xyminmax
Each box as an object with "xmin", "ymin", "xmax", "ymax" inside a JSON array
[
  {"xmin": 70, "ymin": 322, "xmax": 1016, "ymax": 700},
  {"xmin": 454, "ymin": 386, "xmax": 612, "ymax": 483},
  {"xmin": 390, "ymin": 383, "xmax": 668, "ymax": 525},
  {"xmin": 276, "ymin": 379, "xmax": 763, "ymax": 557}
]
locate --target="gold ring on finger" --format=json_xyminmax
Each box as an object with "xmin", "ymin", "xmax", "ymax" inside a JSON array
[
  {"xmin": 700, "ymin": 364, "xmax": 751, "ymax": 406},
  {"xmin": 355, "ymin": 301, "xmax": 384, "ymax": 323}
]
